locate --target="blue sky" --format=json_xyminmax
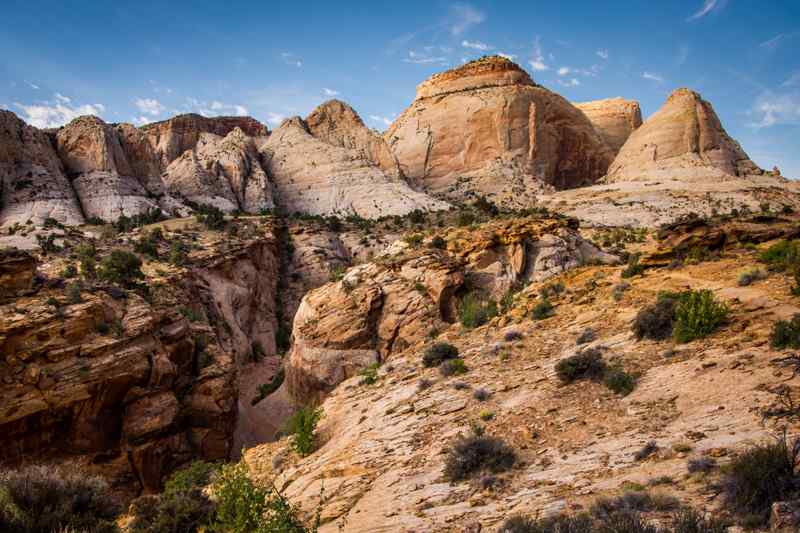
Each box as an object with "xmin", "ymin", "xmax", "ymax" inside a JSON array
[{"xmin": 2, "ymin": 0, "xmax": 799, "ymax": 177}]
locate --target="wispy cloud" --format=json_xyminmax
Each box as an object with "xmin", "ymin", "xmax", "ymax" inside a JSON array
[
  {"xmin": 557, "ymin": 78, "xmax": 580, "ymax": 87},
  {"xmin": 24, "ymin": 80, "xmax": 40, "ymax": 90},
  {"xmin": 498, "ymin": 52, "xmax": 517, "ymax": 60},
  {"xmin": 403, "ymin": 50, "xmax": 448, "ymax": 65},
  {"xmin": 784, "ymin": 72, "xmax": 800, "ymax": 87},
  {"xmin": 747, "ymin": 90, "xmax": 800, "ymax": 129},
  {"xmin": 557, "ymin": 66, "xmax": 570, "ymax": 76},
  {"xmin": 596, "ymin": 49, "xmax": 609, "ymax": 60},
  {"xmin": 281, "ymin": 52, "xmax": 303, "ymax": 68},
  {"xmin": 760, "ymin": 32, "xmax": 799, "ymax": 52},
  {"xmin": 322, "ymin": 88, "xmax": 340, "ymax": 97},
  {"xmin": 185, "ymin": 98, "xmax": 248, "ymax": 117},
  {"xmin": 14, "ymin": 95, "xmax": 106, "ymax": 128},
  {"xmin": 54, "ymin": 93, "xmax": 71, "ymax": 104},
  {"xmin": 132, "ymin": 116, "xmax": 154, "ymax": 126},
  {"xmin": 265, "ymin": 112, "xmax": 286, "ymax": 126},
  {"xmin": 642, "ymin": 72, "xmax": 664, "ymax": 83},
  {"xmin": 529, "ymin": 36, "xmax": 549, "ymax": 71},
  {"xmin": 461, "ymin": 39, "xmax": 490, "ymax": 51},
  {"xmin": 135, "ymin": 97, "xmax": 165, "ymax": 116},
  {"xmin": 687, "ymin": 0, "xmax": 728, "ymax": 21},
  {"xmin": 676, "ymin": 45, "xmax": 690, "ymax": 67},
  {"xmin": 447, "ymin": 3, "xmax": 485, "ymax": 35},
  {"xmin": 369, "ymin": 114, "xmax": 394, "ymax": 127}
]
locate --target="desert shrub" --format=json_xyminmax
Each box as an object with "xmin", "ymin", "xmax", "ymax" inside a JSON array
[
  {"xmin": 497, "ymin": 513, "xmax": 593, "ymax": 533},
  {"xmin": 555, "ymin": 348, "xmax": 606, "ymax": 383},
  {"xmin": 719, "ymin": 434, "xmax": 800, "ymax": 525},
  {"xmin": 531, "ymin": 299, "xmax": 554, "ymax": 320},
  {"xmin": 443, "ymin": 434, "xmax": 516, "ymax": 482},
  {"xmin": 687, "ymin": 457, "xmax": 717, "ymax": 474},
  {"xmin": 760, "ymin": 239, "xmax": 800, "ymax": 271},
  {"xmin": 737, "ymin": 268, "xmax": 766, "ymax": 286},
  {"xmin": 404, "ymin": 233, "xmax": 423, "ymax": 247},
  {"xmin": 36, "ymin": 234, "xmax": 60, "ymax": 253},
  {"xmin": 359, "ymin": 362, "xmax": 380, "ymax": 385},
  {"xmin": 65, "ymin": 282, "xmax": 82, "ymax": 304},
  {"xmin": 329, "ymin": 264, "xmax": 346, "ymax": 282},
  {"xmin": 212, "ymin": 462, "xmax": 315, "ymax": 533},
  {"xmin": 539, "ymin": 281, "xmax": 565, "ymax": 300},
  {"xmin": 252, "ymin": 368, "xmax": 285, "ymax": 405},
  {"xmin": 0, "ymin": 465, "xmax": 119, "ymax": 533},
  {"xmin": 195, "ymin": 204, "xmax": 225, "ymax": 230},
  {"xmin": 504, "ymin": 330, "xmax": 523, "ymax": 342},
  {"xmin": 591, "ymin": 490, "xmax": 678, "ymax": 519},
  {"xmin": 133, "ymin": 230, "xmax": 161, "ymax": 258},
  {"xmin": 456, "ymin": 210, "xmax": 476, "ymax": 227},
  {"xmin": 164, "ymin": 461, "xmax": 218, "ymax": 497},
  {"xmin": 671, "ymin": 509, "xmax": 728, "ymax": 533},
  {"xmin": 604, "ymin": 367, "xmax": 636, "ymax": 396},
  {"xmin": 113, "ymin": 209, "xmax": 164, "ymax": 233},
  {"xmin": 440, "ymin": 358, "xmax": 467, "ymax": 377},
  {"xmin": 97, "ymin": 250, "xmax": 144, "ymax": 287},
  {"xmin": 417, "ymin": 378, "xmax": 433, "ymax": 391},
  {"xmin": 76, "ymin": 243, "xmax": 97, "ymax": 279},
  {"xmin": 85, "ymin": 216, "xmax": 105, "ymax": 225},
  {"xmin": 634, "ymin": 441, "xmax": 659, "ymax": 461},
  {"xmin": 613, "ymin": 281, "xmax": 631, "ymax": 302},
  {"xmin": 408, "ymin": 209, "xmax": 425, "ymax": 224},
  {"xmin": 60, "ymin": 263, "xmax": 77, "ymax": 278},
  {"xmin": 429, "ymin": 236, "xmax": 446, "ymax": 249},
  {"xmin": 473, "ymin": 388, "xmax": 490, "ymax": 401},
  {"xmin": 576, "ymin": 328, "xmax": 595, "ymax": 345},
  {"xmin": 672, "ymin": 289, "xmax": 728, "ymax": 343},
  {"xmin": 128, "ymin": 490, "xmax": 214, "ymax": 533},
  {"xmin": 633, "ymin": 292, "xmax": 679, "ymax": 341},
  {"xmin": 771, "ymin": 314, "xmax": 800, "ymax": 349},
  {"xmin": 422, "ymin": 343, "xmax": 459, "ymax": 367},
  {"xmin": 595, "ymin": 511, "xmax": 661, "ymax": 533},
  {"xmin": 168, "ymin": 240, "xmax": 189, "ymax": 266},
  {"xmin": 621, "ymin": 254, "xmax": 644, "ymax": 278},
  {"xmin": 283, "ymin": 406, "xmax": 322, "ymax": 457},
  {"xmin": 459, "ymin": 293, "xmax": 498, "ymax": 329}
]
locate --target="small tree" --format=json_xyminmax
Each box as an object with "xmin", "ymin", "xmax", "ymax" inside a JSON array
[{"xmin": 97, "ymin": 249, "xmax": 144, "ymax": 287}]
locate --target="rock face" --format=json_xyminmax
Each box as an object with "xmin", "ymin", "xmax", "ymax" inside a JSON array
[
  {"xmin": 162, "ymin": 128, "xmax": 273, "ymax": 212},
  {"xmin": 574, "ymin": 97, "xmax": 642, "ymax": 155},
  {"xmin": 605, "ymin": 88, "xmax": 762, "ymax": 182},
  {"xmin": 261, "ymin": 117, "xmax": 449, "ymax": 218},
  {"xmin": 385, "ymin": 56, "xmax": 614, "ymax": 204},
  {"xmin": 0, "ymin": 110, "xmax": 85, "ymax": 228},
  {"xmin": 0, "ymin": 248, "xmax": 37, "ymax": 301},
  {"xmin": 305, "ymin": 100, "xmax": 403, "ymax": 179},
  {"xmin": 141, "ymin": 114, "xmax": 269, "ymax": 170}
]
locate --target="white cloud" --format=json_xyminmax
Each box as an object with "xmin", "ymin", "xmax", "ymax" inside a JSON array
[
  {"xmin": 642, "ymin": 72, "xmax": 664, "ymax": 83},
  {"xmin": 54, "ymin": 93, "xmax": 71, "ymax": 103},
  {"xmin": 132, "ymin": 116, "xmax": 154, "ymax": 126},
  {"xmin": 557, "ymin": 66, "xmax": 570, "ymax": 76},
  {"xmin": 266, "ymin": 112, "xmax": 286, "ymax": 126},
  {"xmin": 369, "ymin": 114, "xmax": 393, "ymax": 127},
  {"xmin": 281, "ymin": 52, "xmax": 303, "ymax": 68},
  {"xmin": 498, "ymin": 52, "xmax": 517, "ymax": 61},
  {"xmin": 687, "ymin": 0, "xmax": 728, "ymax": 21},
  {"xmin": 784, "ymin": 72, "xmax": 800, "ymax": 87},
  {"xmin": 596, "ymin": 49, "xmax": 609, "ymax": 60},
  {"xmin": 404, "ymin": 50, "xmax": 448, "ymax": 65},
  {"xmin": 747, "ymin": 91, "xmax": 800, "ymax": 129},
  {"xmin": 322, "ymin": 88, "xmax": 340, "ymax": 97},
  {"xmin": 759, "ymin": 32, "xmax": 799, "ymax": 52},
  {"xmin": 529, "ymin": 36, "xmax": 549, "ymax": 71},
  {"xmin": 461, "ymin": 39, "xmax": 490, "ymax": 51},
  {"xmin": 14, "ymin": 99, "xmax": 106, "ymax": 128},
  {"xmin": 135, "ymin": 97, "xmax": 165, "ymax": 116},
  {"xmin": 447, "ymin": 3, "xmax": 485, "ymax": 36},
  {"xmin": 557, "ymin": 78, "xmax": 580, "ymax": 87},
  {"xmin": 24, "ymin": 81, "xmax": 40, "ymax": 90},
  {"xmin": 185, "ymin": 98, "xmax": 248, "ymax": 117}
]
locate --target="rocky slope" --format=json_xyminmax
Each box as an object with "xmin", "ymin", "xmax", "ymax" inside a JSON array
[
  {"xmin": 385, "ymin": 56, "xmax": 614, "ymax": 205},
  {"xmin": 605, "ymin": 88, "xmax": 763, "ymax": 182},
  {"xmin": 575, "ymin": 97, "xmax": 643, "ymax": 155},
  {"xmin": 261, "ymin": 117, "xmax": 450, "ymax": 218}
]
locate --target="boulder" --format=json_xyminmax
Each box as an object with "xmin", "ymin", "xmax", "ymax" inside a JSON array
[
  {"xmin": 574, "ymin": 97, "xmax": 642, "ymax": 155},
  {"xmin": 260, "ymin": 117, "xmax": 449, "ymax": 219},
  {"xmin": 385, "ymin": 56, "xmax": 613, "ymax": 205},
  {"xmin": 605, "ymin": 88, "xmax": 763, "ymax": 182},
  {"xmin": 0, "ymin": 248, "xmax": 37, "ymax": 301},
  {"xmin": 0, "ymin": 110, "xmax": 85, "ymax": 228}
]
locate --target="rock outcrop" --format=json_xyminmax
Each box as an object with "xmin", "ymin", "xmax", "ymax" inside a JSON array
[
  {"xmin": 574, "ymin": 97, "xmax": 642, "ymax": 155},
  {"xmin": 0, "ymin": 110, "xmax": 85, "ymax": 228},
  {"xmin": 162, "ymin": 128, "xmax": 273, "ymax": 213},
  {"xmin": 605, "ymin": 88, "xmax": 762, "ymax": 182},
  {"xmin": 141, "ymin": 114, "xmax": 269, "ymax": 170},
  {"xmin": 261, "ymin": 117, "xmax": 449, "ymax": 218},
  {"xmin": 385, "ymin": 56, "xmax": 614, "ymax": 204},
  {"xmin": 305, "ymin": 100, "xmax": 403, "ymax": 179}
]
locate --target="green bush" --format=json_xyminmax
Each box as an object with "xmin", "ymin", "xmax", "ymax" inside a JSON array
[
  {"xmin": 60, "ymin": 263, "xmax": 77, "ymax": 278},
  {"xmin": 720, "ymin": 434, "xmax": 800, "ymax": 525},
  {"xmin": 359, "ymin": 362, "xmax": 380, "ymax": 385},
  {"xmin": 253, "ymin": 369, "xmax": 285, "ymax": 405},
  {"xmin": 429, "ymin": 236, "xmax": 446, "ymax": 249},
  {"xmin": 459, "ymin": 293, "xmax": 498, "ymax": 329},
  {"xmin": 531, "ymin": 299, "xmax": 553, "ymax": 320},
  {"xmin": 604, "ymin": 367, "xmax": 636, "ymax": 396},
  {"xmin": 164, "ymin": 461, "xmax": 219, "ymax": 498},
  {"xmin": 128, "ymin": 490, "xmax": 214, "ymax": 533},
  {"xmin": 760, "ymin": 239, "xmax": 800, "ymax": 271},
  {"xmin": 168, "ymin": 240, "xmax": 189, "ymax": 266},
  {"xmin": 555, "ymin": 348, "xmax": 606, "ymax": 383},
  {"xmin": 97, "ymin": 249, "xmax": 144, "ymax": 287},
  {"xmin": 672, "ymin": 509, "xmax": 728, "ymax": 533},
  {"xmin": 65, "ymin": 282, "xmax": 82, "ymax": 304},
  {"xmin": 0, "ymin": 465, "xmax": 119, "ymax": 533},
  {"xmin": 443, "ymin": 434, "xmax": 516, "ymax": 482},
  {"xmin": 672, "ymin": 289, "xmax": 728, "ymax": 343},
  {"xmin": 737, "ymin": 268, "xmax": 766, "ymax": 287},
  {"xmin": 283, "ymin": 406, "xmax": 323, "ymax": 457},
  {"xmin": 422, "ymin": 343, "xmax": 459, "ymax": 367},
  {"xmin": 621, "ymin": 254, "xmax": 644, "ymax": 278},
  {"xmin": 633, "ymin": 293, "xmax": 678, "ymax": 341},
  {"xmin": 195, "ymin": 204, "xmax": 226, "ymax": 230},
  {"xmin": 771, "ymin": 313, "xmax": 800, "ymax": 349},
  {"xmin": 439, "ymin": 358, "xmax": 467, "ymax": 377}
]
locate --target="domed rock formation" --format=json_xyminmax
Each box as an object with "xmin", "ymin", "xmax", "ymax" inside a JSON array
[
  {"xmin": 0, "ymin": 110, "xmax": 85, "ymax": 228},
  {"xmin": 142, "ymin": 114, "xmax": 269, "ymax": 170},
  {"xmin": 605, "ymin": 88, "xmax": 763, "ymax": 182},
  {"xmin": 385, "ymin": 56, "xmax": 614, "ymax": 204},
  {"xmin": 574, "ymin": 97, "xmax": 642, "ymax": 155},
  {"xmin": 162, "ymin": 128, "xmax": 273, "ymax": 213},
  {"xmin": 260, "ymin": 117, "xmax": 449, "ymax": 218},
  {"xmin": 305, "ymin": 99, "xmax": 403, "ymax": 179}
]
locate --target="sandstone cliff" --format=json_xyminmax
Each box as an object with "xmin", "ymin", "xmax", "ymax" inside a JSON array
[
  {"xmin": 306, "ymin": 99, "xmax": 403, "ymax": 179},
  {"xmin": 0, "ymin": 110, "xmax": 85, "ymax": 228},
  {"xmin": 385, "ymin": 56, "xmax": 614, "ymax": 204},
  {"xmin": 605, "ymin": 88, "xmax": 763, "ymax": 182},
  {"xmin": 260, "ymin": 117, "xmax": 450, "ymax": 218},
  {"xmin": 574, "ymin": 97, "xmax": 642, "ymax": 155}
]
